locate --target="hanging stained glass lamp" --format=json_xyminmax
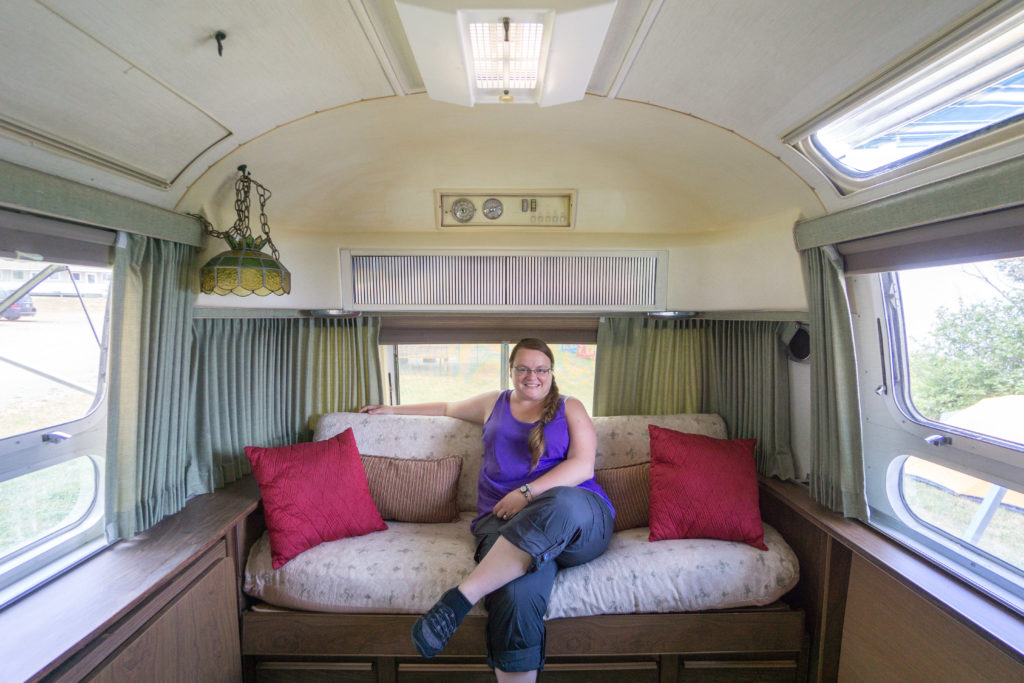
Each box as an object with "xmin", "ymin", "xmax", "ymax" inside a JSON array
[{"xmin": 190, "ymin": 165, "xmax": 291, "ymax": 296}]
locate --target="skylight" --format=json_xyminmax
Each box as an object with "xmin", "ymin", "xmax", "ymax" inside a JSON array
[
  {"xmin": 395, "ymin": 1, "xmax": 617, "ymax": 108},
  {"xmin": 787, "ymin": 3, "xmax": 1024, "ymax": 191},
  {"xmin": 816, "ymin": 60, "xmax": 1024, "ymax": 174},
  {"xmin": 469, "ymin": 20, "xmax": 544, "ymax": 90}
]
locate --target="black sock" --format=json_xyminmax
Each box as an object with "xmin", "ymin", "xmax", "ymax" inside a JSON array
[{"xmin": 439, "ymin": 587, "xmax": 472, "ymax": 625}]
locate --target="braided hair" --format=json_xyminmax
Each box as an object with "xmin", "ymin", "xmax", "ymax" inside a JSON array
[{"xmin": 510, "ymin": 338, "xmax": 560, "ymax": 470}]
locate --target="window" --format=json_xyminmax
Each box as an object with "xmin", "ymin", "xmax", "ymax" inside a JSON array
[
  {"xmin": 787, "ymin": 3, "xmax": 1024, "ymax": 193},
  {"xmin": 851, "ymin": 250, "xmax": 1024, "ymax": 608},
  {"xmin": 0, "ymin": 457, "xmax": 98, "ymax": 561},
  {"xmin": 900, "ymin": 456, "xmax": 1024, "ymax": 572},
  {"xmin": 383, "ymin": 342, "xmax": 597, "ymax": 415},
  {"xmin": 469, "ymin": 20, "xmax": 544, "ymax": 90},
  {"xmin": 888, "ymin": 258, "xmax": 1024, "ymax": 575},
  {"xmin": 897, "ymin": 258, "xmax": 1024, "ymax": 442},
  {"xmin": 0, "ymin": 248, "xmax": 113, "ymax": 605}
]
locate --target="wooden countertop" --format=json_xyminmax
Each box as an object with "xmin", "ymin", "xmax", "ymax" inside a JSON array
[{"xmin": 0, "ymin": 476, "xmax": 260, "ymax": 683}]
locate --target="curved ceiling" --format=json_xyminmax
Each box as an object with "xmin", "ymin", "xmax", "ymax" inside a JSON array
[
  {"xmin": 0, "ymin": 0, "xmax": 1000, "ymax": 238},
  {"xmin": 178, "ymin": 95, "xmax": 822, "ymax": 235}
]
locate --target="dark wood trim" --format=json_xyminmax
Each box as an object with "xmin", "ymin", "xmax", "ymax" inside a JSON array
[
  {"xmin": 49, "ymin": 542, "xmax": 229, "ymax": 682},
  {"xmin": 758, "ymin": 479, "xmax": 854, "ymax": 681},
  {"xmin": 0, "ymin": 476, "xmax": 260, "ymax": 683},
  {"xmin": 818, "ymin": 538, "xmax": 851, "ymax": 680},
  {"xmin": 659, "ymin": 654, "xmax": 679, "ymax": 683},
  {"xmin": 759, "ymin": 476, "xmax": 1024, "ymax": 670},
  {"xmin": 83, "ymin": 555, "xmax": 242, "ymax": 682},
  {"xmin": 243, "ymin": 609, "xmax": 805, "ymax": 659}
]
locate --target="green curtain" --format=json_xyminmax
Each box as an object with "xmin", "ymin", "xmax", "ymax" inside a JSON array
[
  {"xmin": 801, "ymin": 247, "xmax": 868, "ymax": 518},
  {"xmin": 594, "ymin": 317, "xmax": 796, "ymax": 479},
  {"xmin": 106, "ymin": 233, "xmax": 198, "ymax": 540},
  {"xmin": 187, "ymin": 316, "xmax": 382, "ymax": 496}
]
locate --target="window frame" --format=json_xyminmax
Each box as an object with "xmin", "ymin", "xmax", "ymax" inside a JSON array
[
  {"xmin": 790, "ymin": 120, "xmax": 1024, "ymax": 196},
  {"xmin": 849, "ymin": 269, "xmax": 1024, "ymax": 612},
  {"xmin": 785, "ymin": 0, "xmax": 1024, "ymax": 195},
  {"xmin": 0, "ymin": 250, "xmax": 114, "ymax": 606},
  {"xmin": 380, "ymin": 335, "xmax": 598, "ymax": 414}
]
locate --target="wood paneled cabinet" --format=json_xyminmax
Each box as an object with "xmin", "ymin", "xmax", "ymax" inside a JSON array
[
  {"xmin": 2, "ymin": 479, "xmax": 261, "ymax": 683},
  {"xmin": 88, "ymin": 550, "xmax": 241, "ymax": 682}
]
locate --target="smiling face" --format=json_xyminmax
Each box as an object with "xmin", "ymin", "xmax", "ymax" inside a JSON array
[{"xmin": 510, "ymin": 347, "xmax": 554, "ymax": 402}]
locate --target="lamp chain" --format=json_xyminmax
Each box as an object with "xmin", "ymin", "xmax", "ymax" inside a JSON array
[
  {"xmin": 188, "ymin": 168, "xmax": 281, "ymax": 261},
  {"xmin": 252, "ymin": 179, "xmax": 281, "ymax": 261}
]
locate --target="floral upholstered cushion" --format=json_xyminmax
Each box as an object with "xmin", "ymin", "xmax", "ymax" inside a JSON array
[
  {"xmin": 315, "ymin": 413, "xmax": 484, "ymax": 512},
  {"xmin": 244, "ymin": 513, "xmax": 799, "ymax": 616},
  {"xmin": 312, "ymin": 412, "xmax": 729, "ymax": 512},
  {"xmin": 248, "ymin": 412, "xmax": 801, "ymax": 619}
]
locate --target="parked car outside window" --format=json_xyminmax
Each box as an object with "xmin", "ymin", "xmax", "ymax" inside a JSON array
[{"xmin": 0, "ymin": 290, "xmax": 37, "ymax": 320}]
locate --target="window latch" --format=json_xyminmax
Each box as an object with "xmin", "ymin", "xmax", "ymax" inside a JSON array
[
  {"xmin": 42, "ymin": 431, "xmax": 71, "ymax": 443},
  {"xmin": 924, "ymin": 434, "xmax": 952, "ymax": 446}
]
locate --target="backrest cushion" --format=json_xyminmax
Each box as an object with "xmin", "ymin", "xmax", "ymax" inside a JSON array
[
  {"xmin": 315, "ymin": 413, "xmax": 484, "ymax": 512},
  {"xmin": 591, "ymin": 414, "xmax": 728, "ymax": 469},
  {"xmin": 313, "ymin": 412, "xmax": 730, "ymax": 515}
]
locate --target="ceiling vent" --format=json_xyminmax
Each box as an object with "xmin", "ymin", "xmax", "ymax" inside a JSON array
[
  {"xmin": 342, "ymin": 250, "xmax": 665, "ymax": 311},
  {"xmin": 395, "ymin": 1, "xmax": 617, "ymax": 107}
]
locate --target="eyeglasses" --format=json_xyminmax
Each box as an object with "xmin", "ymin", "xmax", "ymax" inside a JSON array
[{"xmin": 512, "ymin": 366, "xmax": 551, "ymax": 377}]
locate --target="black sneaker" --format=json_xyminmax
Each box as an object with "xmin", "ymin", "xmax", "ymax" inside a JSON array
[{"xmin": 412, "ymin": 601, "xmax": 458, "ymax": 658}]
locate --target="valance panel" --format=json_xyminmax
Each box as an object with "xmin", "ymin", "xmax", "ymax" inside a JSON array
[
  {"xmin": 837, "ymin": 204, "xmax": 1024, "ymax": 274},
  {"xmin": 379, "ymin": 315, "xmax": 598, "ymax": 344}
]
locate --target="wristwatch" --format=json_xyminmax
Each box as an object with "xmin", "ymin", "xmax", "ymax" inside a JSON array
[{"xmin": 519, "ymin": 484, "xmax": 532, "ymax": 502}]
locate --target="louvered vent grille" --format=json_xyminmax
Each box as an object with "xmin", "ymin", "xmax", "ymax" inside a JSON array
[{"xmin": 349, "ymin": 252, "xmax": 662, "ymax": 309}]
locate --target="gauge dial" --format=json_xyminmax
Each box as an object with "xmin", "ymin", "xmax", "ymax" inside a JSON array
[
  {"xmin": 482, "ymin": 198, "xmax": 503, "ymax": 220},
  {"xmin": 451, "ymin": 198, "xmax": 476, "ymax": 223}
]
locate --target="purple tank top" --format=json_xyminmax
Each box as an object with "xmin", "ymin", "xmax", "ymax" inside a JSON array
[{"xmin": 474, "ymin": 390, "xmax": 614, "ymax": 527}]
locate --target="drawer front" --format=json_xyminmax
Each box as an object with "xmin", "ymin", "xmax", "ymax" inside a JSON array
[
  {"xmin": 397, "ymin": 659, "xmax": 659, "ymax": 683},
  {"xmin": 256, "ymin": 661, "xmax": 375, "ymax": 683},
  {"xmin": 678, "ymin": 659, "xmax": 799, "ymax": 683}
]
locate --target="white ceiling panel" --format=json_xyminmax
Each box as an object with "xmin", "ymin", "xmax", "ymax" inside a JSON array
[
  {"xmin": 42, "ymin": 0, "xmax": 397, "ymax": 134},
  {"xmin": 0, "ymin": 0, "xmax": 1010, "ymax": 226},
  {"xmin": 586, "ymin": 0, "xmax": 655, "ymax": 96},
  {"xmin": 0, "ymin": 1, "xmax": 230, "ymax": 187},
  {"xmin": 362, "ymin": 0, "xmax": 426, "ymax": 93},
  {"xmin": 615, "ymin": 0, "xmax": 985, "ymax": 148}
]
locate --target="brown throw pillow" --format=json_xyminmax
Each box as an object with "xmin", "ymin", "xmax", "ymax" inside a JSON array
[
  {"xmin": 360, "ymin": 454, "xmax": 462, "ymax": 523},
  {"xmin": 594, "ymin": 462, "xmax": 650, "ymax": 532}
]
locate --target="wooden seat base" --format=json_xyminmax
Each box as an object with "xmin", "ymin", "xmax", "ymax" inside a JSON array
[{"xmin": 242, "ymin": 607, "xmax": 807, "ymax": 682}]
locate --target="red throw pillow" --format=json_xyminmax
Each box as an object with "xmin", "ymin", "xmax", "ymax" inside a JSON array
[
  {"xmin": 246, "ymin": 429, "xmax": 387, "ymax": 569},
  {"xmin": 647, "ymin": 425, "xmax": 767, "ymax": 550}
]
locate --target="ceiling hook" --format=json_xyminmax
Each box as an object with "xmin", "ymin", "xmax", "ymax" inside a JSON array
[{"xmin": 215, "ymin": 30, "xmax": 226, "ymax": 57}]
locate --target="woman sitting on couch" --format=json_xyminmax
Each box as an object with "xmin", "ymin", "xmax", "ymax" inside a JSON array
[{"xmin": 361, "ymin": 337, "xmax": 615, "ymax": 682}]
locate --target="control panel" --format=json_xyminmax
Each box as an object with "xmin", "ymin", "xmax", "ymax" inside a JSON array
[{"xmin": 436, "ymin": 190, "xmax": 575, "ymax": 229}]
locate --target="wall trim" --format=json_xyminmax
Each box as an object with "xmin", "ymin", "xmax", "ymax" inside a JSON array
[
  {"xmin": 0, "ymin": 159, "xmax": 201, "ymax": 247},
  {"xmin": 795, "ymin": 153, "xmax": 1024, "ymax": 250}
]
